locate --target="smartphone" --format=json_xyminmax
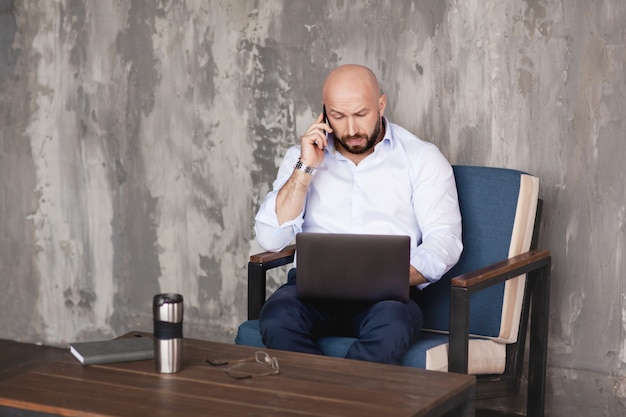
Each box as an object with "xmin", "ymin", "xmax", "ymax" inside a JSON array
[{"xmin": 322, "ymin": 105, "xmax": 330, "ymax": 142}]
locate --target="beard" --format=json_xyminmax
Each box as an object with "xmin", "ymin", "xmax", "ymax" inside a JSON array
[{"xmin": 334, "ymin": 116, "xmax": 383, "ymax": 155}]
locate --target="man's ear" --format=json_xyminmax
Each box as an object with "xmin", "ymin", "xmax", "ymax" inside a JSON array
[{"xmin": 378, "ymin": 94, "xmax": 387, "ymax": 116}]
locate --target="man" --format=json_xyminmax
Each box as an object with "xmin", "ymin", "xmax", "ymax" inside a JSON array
[{"xmin": 254, "ymin": 64, "xmax": 462, "ymax": 365}]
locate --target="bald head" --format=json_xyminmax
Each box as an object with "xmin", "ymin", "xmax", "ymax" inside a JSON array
[{"xmin": 322, "ymin": 64, "xmax": 382, "ymax": 105}]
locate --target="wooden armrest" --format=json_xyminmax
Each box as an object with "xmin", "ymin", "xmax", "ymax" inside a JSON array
[
  {"xmin": 249, "ymin": 245, "xmax": 296, "ymax": 264},
  {"xmin": 451, "ymin": 249, "xmax": 550, "ymax": 289},
  {"xmin": 247, "ymin": 244, "xmax": 296, "ymax": 320},
  {"xmin": 448, "ymin": 248, "xmax": 551, "ymax": 378}
]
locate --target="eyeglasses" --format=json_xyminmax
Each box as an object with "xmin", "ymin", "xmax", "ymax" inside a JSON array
[{"xmin": 205, "ymin": 351, "xmax": 280, "ymax": 379}]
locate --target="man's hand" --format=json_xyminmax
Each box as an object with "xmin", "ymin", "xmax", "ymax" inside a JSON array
[
  {"xmin": 409, "ymin": 265, "xmax": 427, "ymax": 286},
  {"xmin": 299, "ymin": 112, "xmax": 332, "ymax": 168}
]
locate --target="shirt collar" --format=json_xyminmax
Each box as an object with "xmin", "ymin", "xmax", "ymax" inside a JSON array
[{"xmin": 380, "ymin": 117, "xmax": 393, "ymax": 147}]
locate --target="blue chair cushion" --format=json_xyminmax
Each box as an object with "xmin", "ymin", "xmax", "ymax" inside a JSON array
[{"xmin": 234, "ymin": 319, "xmax": 265, "ymax": 348}]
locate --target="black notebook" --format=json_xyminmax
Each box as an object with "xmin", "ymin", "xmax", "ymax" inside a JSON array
[{"xmin": 69, "ymin": 335, "xmax": 154, "ymax": 365}]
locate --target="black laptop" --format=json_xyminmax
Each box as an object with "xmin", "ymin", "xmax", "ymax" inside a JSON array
[{"xmin": 295, "ymin": 232, "xmax": 410, "ymax": 302}]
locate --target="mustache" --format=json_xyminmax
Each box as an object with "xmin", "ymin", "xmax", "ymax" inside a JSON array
[{"xmin": 341, "ymin": 134, "xmax": 367, "ymax": 141}]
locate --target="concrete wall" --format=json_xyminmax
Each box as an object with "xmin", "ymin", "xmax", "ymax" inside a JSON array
[{"xmin": 1, "ymin": 1, "xmax": 624, "ymax": 415}]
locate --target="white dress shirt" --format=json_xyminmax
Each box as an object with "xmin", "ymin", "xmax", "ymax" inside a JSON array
[{"xmin": 254, "ymin": 118, "xmax": 463, "ymax": 288}]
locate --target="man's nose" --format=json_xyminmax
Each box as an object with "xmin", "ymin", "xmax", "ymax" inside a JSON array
[{"xmin": 347, "ymin": 117, "xmax": 358, "ymax": 136}]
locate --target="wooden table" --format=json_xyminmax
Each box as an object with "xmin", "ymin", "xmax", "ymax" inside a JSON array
[{"xmin": 0, "ymin": 332, "xmax": 475, "ymax": 417}]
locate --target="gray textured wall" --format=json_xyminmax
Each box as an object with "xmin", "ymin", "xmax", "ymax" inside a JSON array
[{"xmin": 1, "ymin": 1, "xmax": 625, "ymax": 415}]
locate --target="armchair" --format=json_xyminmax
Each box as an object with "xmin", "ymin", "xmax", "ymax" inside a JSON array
[{"xmin": 236, "ymin": 165, "xmax": 551, "ymax": 417}]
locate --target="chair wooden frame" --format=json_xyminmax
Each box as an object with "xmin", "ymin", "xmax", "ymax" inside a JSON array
[{"xmin": 245, "ymin": 202, "xmax": 551, "ymax": 417}]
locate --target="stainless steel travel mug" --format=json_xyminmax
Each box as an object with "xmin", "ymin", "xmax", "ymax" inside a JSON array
[{"xmin": 153, "ymin": 293, "xmax": 183, "ymax": 373}]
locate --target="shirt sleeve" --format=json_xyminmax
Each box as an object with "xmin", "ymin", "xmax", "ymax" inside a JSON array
[
  {"xmin": 410, "ymin": 147, "xmax": 463, "ymax": 289},
  {"xmin": 254, "ymin": 146, "xmax": 304, "ymax": 252}
]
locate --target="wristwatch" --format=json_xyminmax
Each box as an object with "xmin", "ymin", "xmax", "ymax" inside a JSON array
[{"xmin": 293, "ymin": 158, "xmax": 317, "ymax": 176}]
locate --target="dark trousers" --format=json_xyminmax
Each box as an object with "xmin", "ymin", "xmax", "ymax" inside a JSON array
[{"xmin": 258, "ymin": 269, "xmax": 423, "ymax": 365}]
